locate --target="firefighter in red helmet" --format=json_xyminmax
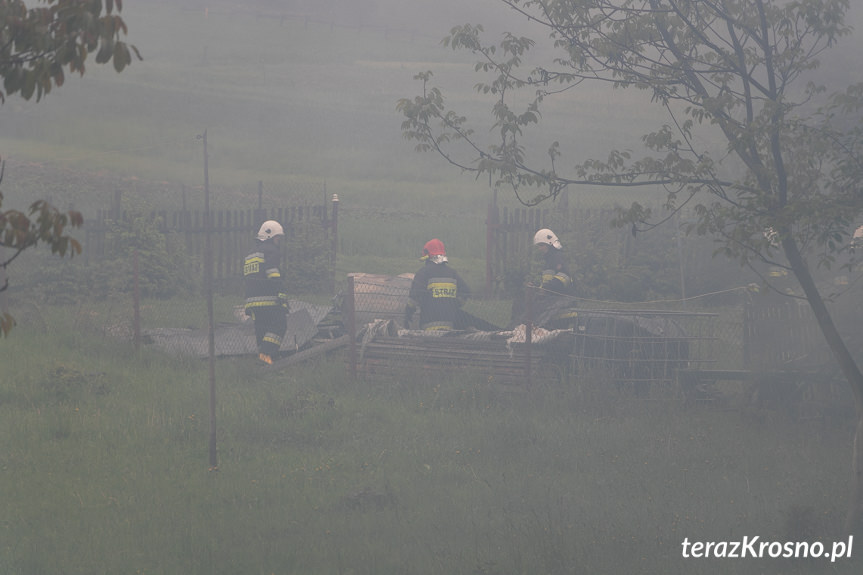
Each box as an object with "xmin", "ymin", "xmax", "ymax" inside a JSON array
[{"xmin": 405, "ymin": 239, "xmax": 470, "ymax": 331}]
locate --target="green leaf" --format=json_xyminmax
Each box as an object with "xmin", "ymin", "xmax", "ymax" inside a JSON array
[{"xmin": 0, "ymin": 312, "xmax": 16, "ymax": 337}]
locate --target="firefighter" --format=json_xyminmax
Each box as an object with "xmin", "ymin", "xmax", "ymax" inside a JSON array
[
  {"xmin": 533, "ymin": 228, "xmax": 574, "ymax": 296},
  {"xmin": 405, "ymin": 239, "xmax": 470, "ymax": 331},
  {"xmin": 243, "ymin": 220, "xmax": 289, "ymax": 364}
]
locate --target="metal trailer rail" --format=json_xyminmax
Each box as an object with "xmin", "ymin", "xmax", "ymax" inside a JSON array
[
  {"xmin": 341, "ymin": 274, "xmax": 854, "ymax": 416},
  {"xmin": 354, "ymin": 333, "xmax": 563, "ymax": 387},
  {"xmin": 347, "ymin": 308, "xmax": 721, "ymax": 390},
  {"xmin": 564, "ymin": 308, "xmax": 720, "ymax": 386}
]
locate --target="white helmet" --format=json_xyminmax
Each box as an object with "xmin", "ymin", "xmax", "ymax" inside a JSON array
[
  {"xmin": 256, "ymin": 220, "xmax": 284, "ymax": 241},
  {"xmin": 533, "ymin": 228, "xmax": 561, "ymax": 249}
]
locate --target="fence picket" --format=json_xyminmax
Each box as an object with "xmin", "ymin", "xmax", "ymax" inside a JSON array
[{"xmin": 82, "ymin": 201, "xmax": 337, "ymax": 286}]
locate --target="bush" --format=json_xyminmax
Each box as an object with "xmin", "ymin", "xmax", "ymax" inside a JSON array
[
  {"xmin": 93, "ymin": 213, "xmax": 198, "ymax": 299},
  {"xmin": 283, "ymin": 221, "xmax": 333, "ymax": 294},
  {"xmin": 21, "ymin": 212, "xmax": 198, "ymax": 303}
]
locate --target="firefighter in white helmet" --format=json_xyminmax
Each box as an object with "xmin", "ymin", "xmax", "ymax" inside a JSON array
[
  {"xmin": 243, "ymin": 220, "xmax": 289, "ymax": 364},
  {"xmin": 533, "ymin": 228, "xmax": 574, "ymax": 295}
]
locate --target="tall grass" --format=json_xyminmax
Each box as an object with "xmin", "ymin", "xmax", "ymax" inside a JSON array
[
  {"xmin": 1, "ymin": 3, "xmax": 860, "ymax": 572},
  {"xmin": 0, "ymin": 300, "xmax": 860, "ymax": 574}
]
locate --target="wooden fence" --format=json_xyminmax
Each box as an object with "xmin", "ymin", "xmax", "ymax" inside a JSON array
[
  {"xmin": 485, "ymin": 190, "xmax": 627, "ymax": 297},
  {"xmin": 84, "ymin": 199, "xmax": 339, "ymax": 285}
]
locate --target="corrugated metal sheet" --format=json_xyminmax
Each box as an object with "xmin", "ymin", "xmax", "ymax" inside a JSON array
[{"xmin": 142, "ymin": 300, "xmax": 334, "ymax": 358}]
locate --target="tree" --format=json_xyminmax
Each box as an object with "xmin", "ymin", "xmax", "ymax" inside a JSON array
[
  {"xmin": 0, "ymin": 0, "xmax": 139, "ymax": 334},
  {"xmin": 0, "ymin": 0, "xmax": 139, "ymax": 102},
  {"xmin": 398, "ymin": 0, "xmax": 863, "ymax": 531},
  {"xmin": 0, "ymin": 162, "xmax": 83, "ymax": 334}
]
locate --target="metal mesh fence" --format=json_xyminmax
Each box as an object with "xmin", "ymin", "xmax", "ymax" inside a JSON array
[
  {"xmin": 342, "ymin": 273, "xmax": 751, "ymax": 387},
  {"xmin": 108, "ymin": 268, "xmax": 854, "ymax": 398}
]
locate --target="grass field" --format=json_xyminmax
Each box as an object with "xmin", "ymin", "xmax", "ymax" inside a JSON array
[
  {"xmin": 0, "ymin": 0, "xmax": 492, "ymax": 197},
  {"xmin": 0, "ymin": 0, "xmax": 684, "ymax": 280},
  {"xmin": 2, "ymin": 1, "xmax": 863, "ymax": 573},
  {"xmin": 0, "ymin": 300, "xmax": 860, "ymax": 575}
]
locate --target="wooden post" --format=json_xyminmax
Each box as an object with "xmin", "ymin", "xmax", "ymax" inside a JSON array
[
  {"xmin": 0, "ymin": 246, "xmax": 8, "ymax": 319},
  {"xmin": 331, "ymin": 194, "xmax": 339, "ymax": 295},
  {"xmin": 676, "ymin": 212, "xmax": 686, "ymax": 309},
  {"xmin": 347, "ymin": 275, "xmax": 357, "ymax": 381},
  {"xmin": 133, "ymin": 249, "xmax": 141, "ymax": 351},
  {"xmin": 113, "ymin": 189, "xmax": 122, "ymax": 220},
  {"xmin": 742, "ymin": 301, "xmax": 752, "ymax": 370},
  {"xmin": 258, "ymin": 180, "xmax": 263, "ymax": 211},
  {"xmin": 485, "ymin": 192, "xmax": 495, "ymax": 298},
  {"xmin": 216, "ymin": 210, "xmax": 224, "ymax": 281},
  {"xmin": 525, "ymin": 285, "xmax": 533, "ymax": 388}
]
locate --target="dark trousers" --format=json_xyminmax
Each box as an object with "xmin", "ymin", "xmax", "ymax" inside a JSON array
[{"xmin": 253, "ymin": 306, "xmax": 287, "ymax": 358}]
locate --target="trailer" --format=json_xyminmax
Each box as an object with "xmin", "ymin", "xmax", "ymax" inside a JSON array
[
  {"xmin": 345, "ymin": 273, "xmax": 718, "ymax": 391},
  {"xmin": 343, "ymin": 274, "xmax": 858, "ymax": 418},
  {"xmin": 676, "ymin": 296, "xmax": 857, "ymax": 417}
]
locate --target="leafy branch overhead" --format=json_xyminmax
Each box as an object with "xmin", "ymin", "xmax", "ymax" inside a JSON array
[
  {"xmin": 0, "ymin": 160, "xmax": 83, "ymax": 285},
  {"xmin": 0, "ymin": 186, "xmax": 83, "ymax": 334},
  {"xmin": 397, "ymin": 1, "xmax": 863, "ymax": 271},
  {"xmin": 398, "ymin": 0, "xmax": 863, "ymax": 532},
  {"xmin": 0, "ymin": 0, "xmax": 137, "ymax": 336},
  {"xmin": 0, "ymin": 175, "xmax": 83, "ymax": 259},
  {"xmin": 0, "ymin": 0, "xmax": 140, "ymax": 102}
]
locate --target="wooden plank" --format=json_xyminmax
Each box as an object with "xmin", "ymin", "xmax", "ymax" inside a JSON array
[{"xmin": 267, "ymin": 335, "xmax": 350, "ymax": 370}]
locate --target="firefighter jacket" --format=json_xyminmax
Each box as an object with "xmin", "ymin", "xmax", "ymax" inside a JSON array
[
  {"xmin": 243, "ymin": 239, "xmax": 289, "ymax": 314},
  {"xmin": 407, "ymin": 262, "xmax": 470, "ymax": 330},
  {"xmin": 540, "ymin": 247, "xmax": 574, "ymax": 295}
]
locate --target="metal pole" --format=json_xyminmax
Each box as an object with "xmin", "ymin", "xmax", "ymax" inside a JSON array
[
  {"xmin": 133, "ymin": 249, "xmax": 141, "ymax": 351},
  {"xmin": 202, "ymin": 129, "xmax": 218, "ymax": 470}
]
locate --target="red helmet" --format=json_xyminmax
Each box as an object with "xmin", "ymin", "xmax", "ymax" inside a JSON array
[{"xmin": 422, "ymin": 239, "xmax": 446, "ymax": 258}]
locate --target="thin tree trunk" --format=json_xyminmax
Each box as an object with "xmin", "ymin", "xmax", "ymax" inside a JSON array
[{"xmin": 782, "ymin": 237, "xmax": 863, "ymax": 533}]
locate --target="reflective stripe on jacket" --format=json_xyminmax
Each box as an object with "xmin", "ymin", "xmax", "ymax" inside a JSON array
[
  {"xmin": 408, "ymin": 262, "xmax": 469, "ymax": 331},
  {"xmin": 244, "ymin": 240, "xmax": 285, "ymax": 312},
  {"xmin": 540, "ymin": 247, "xmax": 574, "ymax": 295},
  {"xmin": 541, "ymin": 269, "xmax": 573, "ymax": 290}
]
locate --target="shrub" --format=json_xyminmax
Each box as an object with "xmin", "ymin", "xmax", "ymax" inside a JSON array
[
  {"xmin": 94, "ymin": 213, "xmax": 198, "ymax": 299},
  {"xmin": 21, "ymin": 212, "xmax": 198, "ymax": 303},
  {"xmin": 283, "ymin": 221, "xmax": 333, "ymax": 294}
]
